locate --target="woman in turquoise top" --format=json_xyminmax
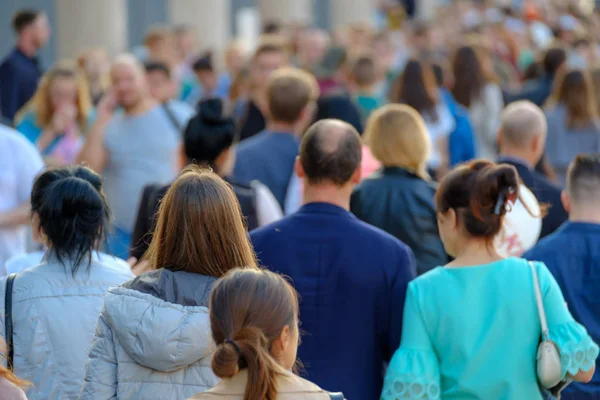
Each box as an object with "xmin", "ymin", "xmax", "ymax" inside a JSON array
[
  {"xmin": 382, "ymin": 160, "xmax": 598, "ymax": 400},
  {"xmin": 15, "ymin": 60, "xmax": 94, "ymax": 165}
]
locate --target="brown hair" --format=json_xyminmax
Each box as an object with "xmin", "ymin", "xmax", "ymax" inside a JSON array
[
  {"xmin": 266, "ymin": 67, "xmax": 319, "ymax": 124},
  {"xmin": 145, "ymin": 166, "xmax": 257, "ymax": 276},
  {"xmin": 451, "ymin": 45, "xmax": 495, "ymax": 108},
  {"xmin": 252, "ymin": 36, "xmax": 288, "ymax": 63},
  {"xmin": 210, "ymin": 268, "xmax": 299, "ymax": 400},
  {"xmin": 350, "ymin": 53, "xmax": 377, "ymax": 87},
  {"xmin": 436, "ymin": 160, "xmax": 529, "ymax": 241},
  {"xmin": 548, "ymin": 69, "xmax": 598, "ymax": 129},
  {"xmin": 391, "ymin": 59, "xmax": 439, "ymax": 122},
  {"xmin": 144, "ymin": 26, "xmax": 172, "ymax": 47},
  {"xmin": 365, "ymin": 104, "xmax": 431, "ymax": 179}
]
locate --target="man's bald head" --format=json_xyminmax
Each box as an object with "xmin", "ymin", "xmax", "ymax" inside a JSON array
[
  {"xmin": 499, "ymin": 101, "xmax": 547, "ymax": 148},
  {"xmin": 300, "ymin": 119, "xmax": 362, "ymax": 186},
  {"xmin": 110, "ymin": 54, "xmax": 148, "ymax": 109}
]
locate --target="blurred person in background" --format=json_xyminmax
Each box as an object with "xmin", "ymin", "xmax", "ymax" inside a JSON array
[
  {"xmin": 233, "ymin": 39, "xmax": 289, "ymax": 140},
  {"xmin": 233, "ymin": 68, "xmax": 317, "ymax": 212},
  {"xmin": 80, "ymin": 168, "xmax": 257, "ymax": 400},
  {"xmin": 251, "ymin": 119, "xmax": 416, "ymax": 400},
  {"xmin": 0, "ymin": 124, "xmax": 43, "ymax": 269},
  {"xmin": 0, "ymin": 166, "xmax": 132, "ymax": 400},
  {"xmin": 452, "ymin": 45, "xmax": 504, "ymax": 161},
  {"xmin": 382, "ymin": 160, "xmax": 597, "ymax": 400},
  {"xmin": 15, "ymin": 61, "xmax": 94, "ymax": 166},
  {"xmin": 191, "ymin": 268, "xmax": 339, "ymax": 400},
  {"xmin": 525, "ymin": 154, "xmax": 600, "ymax": 400},
  {"xmin": 347, "ymin": 53, "xmax": 386, "ymax": 124},
  {"xmin": 498, "ymin": 101, "xmax": 568, "ymax": 240},
  {"xmin": 296, "ymin": 28, "xmax": 330, "ymax": 71},
  {"xmin": 391, "ymin": 59, "xmax": 455, "ymax": 178},
  {"xmin": 545, "ymin": 69, "xmax": 600, "ymax": 186},
  {"xmin": 0, "ymin": 9, "xmax": 50, "ymax": 122},
  {"xmin": 130, "ymin": 99, "xmax": 282, "ymax": 262},
  {"xmin": 143, "ymin": 26, "xmax": 176, "ymax": 67},
  {"xmin": 77, "ymin": 48, "xmax": 111, "ymax": 106},
  {"xmin": 144, "ymin": 61, "xmax": 194, "ymax": 121},
  {"xmin": 351, "ymin": 104, "xmax": 448, "ymax": 275},
  {"xmin": 77, "ymin": 55, "xmax": 193, "ymax": 259},
  {"xmin": 185, "ymin": 52, "xmax": 230, "ymax": 106},
  {"xmin": 174, "ymin": 24, "xmax": 199, "ymax": 101}
]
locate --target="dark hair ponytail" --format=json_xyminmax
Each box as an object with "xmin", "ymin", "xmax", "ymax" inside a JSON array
[
  {"xmin": 209, "ymin": 268, "xmax": 299, "ymax": 400},
  {"xmin": 436, "ymin": 160, "xmax": 522, "ymax": 239},
  {"xmin": 31, "ymin": 166, "xmax": 109, "ymax": 274}
]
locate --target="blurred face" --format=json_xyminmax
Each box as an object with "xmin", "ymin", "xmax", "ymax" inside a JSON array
[
  {"xmin": 111, "ymin": 63, "xmax": 146, "ymax": 108},
  {"xmin": 146, "ymin": 70, "xmax": 175, "ymax": 103},
  {"xmin": 226, "ymin": 46, "xmax": 246, "ymax": 74},
  {"xmin": 299, "ymin": 32, "xmax": 328, "ymax": 68},
  {"xmin": 251, "ymin": 51, "xmax": 286, "ymax": 90},
  {"xmin": 32, "ymin": 14, "xmax": 51, "ymax": 48},
  {"xmin": 195, "ymin": 70, "xmax": 217, "ymax": 92},
  {"xmin": 49, "ymin": 76, "xmax": 77, "ymax": 111},
  {"xmin": 83, "ymin": 50, "xmax": 110, "ymax": 80},
  {"xmin": 149, "ymin": 37, "xmax": 176, "ymax": 65},
  {"xmin": 175, "ymin": 31, "xmax": 195, "ymax": 60},
  {"xmin": 437, "ymin": 209, "xmax": 459, "ymax": 257}
]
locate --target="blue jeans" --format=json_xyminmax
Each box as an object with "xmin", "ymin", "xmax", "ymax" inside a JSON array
[{"xmin": 105, "ymin": 226, "xmax": 132, "ymax": 260}]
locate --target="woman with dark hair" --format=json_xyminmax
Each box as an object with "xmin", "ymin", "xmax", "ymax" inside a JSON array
[
  {"xmin": 81, "ymin": 167, "xmax": 259, "ymax": 399},
  {"xmin": 391, "ymin": 59, "xmax": 455, "ymax": 175},
  {"xmin": 545, "ymin": 69, "xmax": 600, "ymax": 186},
  {"xmin": 381, "ymin": 160, "xmax": 598, "ymax": 399},
  {"xmin": 130, "ymin": 98, "xmax": 282, "ymax": 262},
  {"xmin": 452, "ymin": 45, "xmax": 504, "ymax": 161},
  {"xmin": 191, "ymin": 268, "xmax": 341, "ymax": 400},
  {"xmin": 0, "ymin": 166, "xmax": 132, "ymax": 400}
]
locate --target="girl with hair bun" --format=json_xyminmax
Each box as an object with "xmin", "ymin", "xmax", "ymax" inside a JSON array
[
  {"xmin": 191, "ymin": 268, "xmax": 342, "ymax": 400},
  {"xmin": 381, "ymin": 160, "xmax": 598, "ymax": 400},
  {"xmin": 0, "ymin": 166, "xmax": 132, "ymax": 400}
]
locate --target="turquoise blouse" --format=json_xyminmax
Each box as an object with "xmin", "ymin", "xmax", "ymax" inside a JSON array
[{"xmin": 382, "ymin": 258, "xmax": 599, "ymax": 400}]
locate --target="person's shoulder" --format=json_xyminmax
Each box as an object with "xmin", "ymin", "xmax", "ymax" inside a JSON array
[
  {"xmin": 0, "ymin": 123, "xmax": 41, "ymax": 156},
  {"xmin": 524, "ymin": 231, "xmax": 567, "ymax": 261},
  {"xmin": 236, "ymin": 131, "xmax": 269, "ymax": 153},
  {"xmin": 279, "ymin": 371, "xmax": 329, "ymax": 396},
  {"xmin": 250, "ymin": 216, "xmax": 292, "ymax": 240},
  {"xmin": 0, "ymin": 377, "xmax": 27, "ymax": 400},
  {"xmin": 529, "ymin": 169, "xmax": 562, "ymax": 195},
  {"xmin": 167, "ymin": 99, "xmax": 194, "ymax": 119}
]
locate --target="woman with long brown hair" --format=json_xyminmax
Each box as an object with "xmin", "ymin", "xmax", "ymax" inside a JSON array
[
  {"xmin": 390, "ymin": 59, "xmax": 455, "ymax": 175},
  {"xmin": 80, "ymin": 167, "xmax": 258, "ymax": 400},
  {"xmin": 191, "ymin": 268, "xmax": 341, "ymax": 400},
  {"xmin": 545, "ymin": 69, "xmax": 600, "ymax": 186},
  {"xmin": 451, "ymin": 44, "xmax": 504, "ymax": 161}
]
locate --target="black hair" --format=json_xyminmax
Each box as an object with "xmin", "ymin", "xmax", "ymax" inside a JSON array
[
  {"xmin": 193, "ymin": 52, "xmax": 214, "ymax": 72},
  {"xmin": 263, "ymin": 21, "xmax": 282, "ymax": 34},
  {"xmin": 12, "ymin": 10, "xmax": 41, "ymax": 34},
  {"xmin": 543, "ymin": 47, "xmax": 567, "ymax": 76},
  {"xmin": 31, "ymin": 166, "xmax": 109, "ymax": 275},
  {"xmin": 315, "ymin": 94, "xmax": 363, "ymax": 134},
  {"xmin": 145, "ymin": 61, "xmax": 171, "ymax": 79},
  {"xmin": 435, "ymin": 160, "xmax": 520, "ymax": 240},
  {"xmin": 432, "ymin": 63, "xmax": 443, "ymax": 87},
  {"xmin": 183, "ymin": 98, "xmax": 236, "ymax": 166},
  {"xmin": 567, "ymin": 154, "xmax": 600, "ymax": 201},
  {"xmin": 300, "ymin": 119, "xmax": 362, "ymax": 186}
]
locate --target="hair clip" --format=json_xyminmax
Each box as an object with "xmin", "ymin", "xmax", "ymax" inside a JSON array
[
  {"xmin": 494, "ymin": 187, "xmax": 517, "ymax": 215},
  {"xmin": 494, "ymin": 192, "xmax": 506, "ymax": 215}
]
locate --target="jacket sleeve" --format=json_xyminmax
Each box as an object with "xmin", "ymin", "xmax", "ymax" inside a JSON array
[
  {"xmin": 79, "ymin": 312, "xmax": 118, "ymax": 400},
  {"xmin": 0, "ymin": 62, "xmax": 20, "ymax": 122}
]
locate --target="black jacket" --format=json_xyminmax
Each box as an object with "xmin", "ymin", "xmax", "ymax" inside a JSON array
[
  {"xmin": 499, "ymin": 157, "xmax": 568, "ymax": 239},
  {"xmin": 130, "ymin": 177, "xmax": 258, "ymax": 260},
  {"xmin": 350, "ymin": 167, "xmax": 448, "ymax": 275}
]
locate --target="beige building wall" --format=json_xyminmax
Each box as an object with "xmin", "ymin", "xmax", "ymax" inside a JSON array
[
  {"xmin": 56, "ymin": 0, "xmax": 128, "ymax": 59},
  {"xmin": 258, "ymin": 0, "xmax": 313, "ymax": 25},
  {"xmin": 330, "ymin": 0, "xmax": 376, "ymax": 28}
]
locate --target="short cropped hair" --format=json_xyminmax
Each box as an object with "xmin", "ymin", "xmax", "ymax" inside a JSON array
[
  {"xmin": 567, "ymin": 154, "xmax": 600, "ymax": 203},
  {"xmin": 144, "ymin": 26, "xmax": 171, "ymax": 47},
  {"xmin": 12, "ymin": 10, "xmax": 40, "ymax": 34},
  {"xmin": 267, "ymin": 67, "xmax": 318, "ymax": 124},
  {"xmin": 499, "ymin": 100, "xmax": 547, "ymax": 148},
  {"xmin": 144, "ymin": 61, "xmax": 171, "ymax": 78},
  {"xmin": 300, "ymin": 119, "xmax": 362, "ymax": 186},
  {"xmin": 350, "ymin": 54, "xmax": 377, "ymax": 87},
  {"xmin": 252, "ymin": 37, "xmax": 287, "ymax": 62}
]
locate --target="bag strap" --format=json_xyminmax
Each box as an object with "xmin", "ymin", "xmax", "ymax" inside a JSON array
[
  {"xmin": 4, "ymin": 273, "xmax": 17, "ymax": 371},
  {"xmin": 529, "ymin": 261, "xmax": 549, "ymax": 340},
  {"xmin": 162, "ymin": 102, "xmax": 182, "ymax": 134}
]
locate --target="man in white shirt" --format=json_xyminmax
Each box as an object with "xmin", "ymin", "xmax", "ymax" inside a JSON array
[{"xmin": 0, "ymin": 123, "xmax": 44, "ymax": 267}]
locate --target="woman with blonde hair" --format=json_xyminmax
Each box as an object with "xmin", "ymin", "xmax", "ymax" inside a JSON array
[
  {"xmin": 15, "ymin": 60, "xmax": 93, "ymax": 165},
  {"xmin": 545, "ymin": 69, "xmax": 600, "ymax": 186},
  {"xmin": 80, "ymin": 167, "xmax": 258, "ymax": 400},
  {"xmin": 351, "ymin": 104, "xmax": 448, "ymax": 275}
]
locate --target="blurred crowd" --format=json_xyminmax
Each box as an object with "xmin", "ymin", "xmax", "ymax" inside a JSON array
[{"xmin": 2, "ymin": 0, "xmax": 600, "ymax": 399}]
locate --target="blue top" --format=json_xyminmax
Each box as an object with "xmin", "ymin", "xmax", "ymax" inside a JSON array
[
  {"xmin": 525, "ymin": 222, "xmax": 600, "ymax": 399},
  {"xmin": 382, "ymin": 257, "xmax": 598, "ymax": 400},
  {"xmin": 251, "ymin": 202, "xmax": 417, "ymax": 400},
  {"xmin": 233, "ymin": 130, "xmax": 299, "ymax": 208},
  {"xmin": 353, "ymin": 93, "xmax": 385, "ymax": 124},
  {"xmin": 440, "ymin": 88, "xmax": 476, "ymax": 166},
  {"xmin": 0, "ymin": 48, "xmax": 42, "ymax": 122}
]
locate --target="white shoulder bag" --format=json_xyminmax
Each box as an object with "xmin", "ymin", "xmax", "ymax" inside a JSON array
[{"xmin": 530, "ymin": 261, "xmax": 563, "ymax": 389}]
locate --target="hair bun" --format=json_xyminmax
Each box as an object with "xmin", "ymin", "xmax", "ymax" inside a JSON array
[
  {"xmin": 211, "ymin": 341, "xmax": 241, "ymax": 378},
  {"xmin": 197, "ymin": 98, "xmax": 226, "ymax": 124},
  {"xmin": 470, "ymin": 163, "xmax": 519, "ymax": 219}
]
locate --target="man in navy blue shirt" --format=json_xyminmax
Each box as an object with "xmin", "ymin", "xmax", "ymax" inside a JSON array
[
  {"xmin": 234, "ymin": 67, "xmax": 318, "ymax": 213},
  {"xmin": 0, "ymin": 9, "xmax": 50, "ymax": 122},
  {"xmin": 251, "ymin": 119, "xmax": 417, "ymax": 400},
  {"xmin": 525, "ymin": 154, "xmax": 600, "ymax": 400}
]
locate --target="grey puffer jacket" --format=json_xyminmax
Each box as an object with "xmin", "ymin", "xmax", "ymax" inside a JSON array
[{"xmin": 79, "ymin": 269, "xmax": 219, "ymax": 400}]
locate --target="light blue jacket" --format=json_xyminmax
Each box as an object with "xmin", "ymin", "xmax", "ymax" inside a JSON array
[
  {"xmin": 79, "ymin": 269, "xmax": 219, "ymax": 400},
  {"xmin": 0, "ymin": 252, "xmax": 132, "ymax": 400}
]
